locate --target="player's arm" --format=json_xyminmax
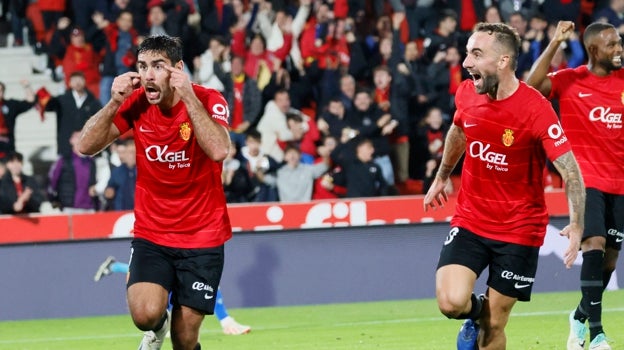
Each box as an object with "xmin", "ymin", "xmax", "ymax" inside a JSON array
[
  {"xmin": 552, "ymin": 150, "xmax": 586, "ymax": 269},
  {"xmin": 525, "ymin": 20, "xmax": 575, "ymax": 96},
  {"xmin": 166, "ymin": 65, "xmax": 230, "ymax": 162},
  {"xmin": 78, "ymin": 72, "xmax": 140, "ymax": 155},
  {"xmin": 423, "ymin": 124, "xmax": 466, "ymax": 211}
]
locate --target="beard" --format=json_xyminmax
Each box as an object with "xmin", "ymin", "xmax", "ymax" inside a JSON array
[
  {"xmin": 475, "ymin": 73, "xmax": 499, "ymax": 96},
  {"xmin": 597, "ymin": 56, "xmax": 622, "ymax": 72}
]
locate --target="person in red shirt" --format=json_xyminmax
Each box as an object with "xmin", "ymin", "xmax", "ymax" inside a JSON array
[
  {"xmin": 77, "ymin": 35, "xmax": 232, "ymax": 350},
  {"xmin": 527, "ymin": 21, "xmax": 624, "ymax": 350},
  {"xmin": 424, "ymin": 23, "xmax": 585, "ymax": 350}
]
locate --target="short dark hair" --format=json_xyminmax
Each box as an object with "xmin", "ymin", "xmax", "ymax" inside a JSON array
[
  {"xmin": 583, "ymin": 22, "xmax": 616, "ymax": 48},
  {"xmin": 137, "ymin": 35, "xmax": 184, "ymax": 64},
  {"xmin": 6, "ymin": 151, "xmax": 23, "ymax": 163},
  {"xmin": 245, "ymin": 129, "xmax": 262, "ymax": 142},
  {"xmin": 473, "ymin": 22, "xmax": 521, "ymax": 70}
]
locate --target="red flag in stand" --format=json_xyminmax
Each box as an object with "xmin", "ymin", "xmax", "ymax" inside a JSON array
[{"xmin": 35, "ymin": 87, "xmax": 51, "ymax": 121}]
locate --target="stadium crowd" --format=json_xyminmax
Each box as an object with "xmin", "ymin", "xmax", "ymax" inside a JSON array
[{"xmin": 0, "ymin": 0, "xmax": 616, "ymax": 214}]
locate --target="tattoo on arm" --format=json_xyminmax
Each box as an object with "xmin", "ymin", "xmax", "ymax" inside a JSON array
[
  {"xmin": 435, "ymin": 124, "xmax": 466, "ymax": 180},
  {"xmin": 553, "ymin": 151, "xmax": 585, "ymax": 228}
]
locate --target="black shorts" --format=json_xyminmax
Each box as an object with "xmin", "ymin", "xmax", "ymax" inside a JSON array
[
  {"xmin": 437, "ymin": 227, "xmax": 539, "ymax": 302},
  {"xmin": 127, "ymin": 238, "xmax": 224, "ymax": 315},
  {"xmin": 584, "ymin": 188, "xmax": 624, "ymax": 251}
]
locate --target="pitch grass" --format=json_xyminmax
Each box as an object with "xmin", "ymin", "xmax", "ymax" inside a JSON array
[{"xmin": 1, "ymin": 290, "xmax": 623, "ymax": 350}]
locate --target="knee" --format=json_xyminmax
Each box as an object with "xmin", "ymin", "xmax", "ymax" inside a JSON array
[
  {"xmin": 437, "ymin": 293, "xmax": 469, "ymax": 319},
  {"xmin": 131, "ymin": 304, "xmax": 167, "ymax": 331}
]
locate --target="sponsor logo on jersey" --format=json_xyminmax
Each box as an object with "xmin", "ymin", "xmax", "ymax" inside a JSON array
[
  {"xmin": 469, "ymin": 141, "xmax": 509, "ymax": 171},
  {"xmin": 502, "ymin": 129, "xmax": 514, "ymax": 147},
  {"xmin": 547, "ymin": 123, "xmax": 568, "ymax": 147},
  {"xmin": 145, "ymin": 145, "xmax": 190, "ymax": 170},
  {"xmin": 211, "ymin": 103, "xmax": 229, "ymax": 124},
  {"xmin": 588, "ymin": 106, "xmax": 622, "ymax": 129},
  {"xmin": 179, "ymin": 122, "xmax": 191, "ymax": 141}
]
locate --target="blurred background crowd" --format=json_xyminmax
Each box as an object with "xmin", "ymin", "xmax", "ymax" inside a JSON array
[{"xmin": 0, "ymin": 0, "xmax": 617, "ymax": 214}]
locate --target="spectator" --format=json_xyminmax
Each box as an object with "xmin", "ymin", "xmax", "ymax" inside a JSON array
[
  {"xmin": 403, "ymin": 0, "xmax": 437, "ymax": 40},
  {"xmin": 93, "ymin": 10, "xmax": 139, "ymax": 106},
  {"xmin": 42, "ymin": 72, "xmax": 103, "ymax": 156},
  {"xmin": 280, "ymin": 111, "xmax": 320, "ymax": 164},
  {"xmin": 426, "ymin": 45, "xmax": 466, "ymax": 120},
  {"xmin": 0, "ymin": 80, "xmax": 35, "ymax": 160},
  {"xmin": 195, "ymin": 36, "xmax": 229, "ymax": 92},
  {"xmin": 593, "ymin": 0, "xmax": 624, "ymax": 34},
  {"xmin": 239, "ymin": 129, "xmax": 279, "ymax": 202},
  {"xmin": 215, "ymin": 54, "xmax": 263, "ymax": 148},
  {"xmin": 61, "ymin": 26, "xmax": 103, "ymax": 99},
  {"xmin": 6, "ymin": 0, "xmax": 28, "ymax": 47},
  {"xmin": 276, "ymin": 143, "xmax": 328, "ymax": 202},
  {"xmin": 313, "ymin": 134, "xmax": 340, "ymax": 200},
  {"xmin": 222, "ymin": 143, "xmax": 253, "ymax": 203},
  {"xmin": 47, "ymin": 131, "xmax": 98, "ymax": 213},
  {"xmin": 330, "ymin": 138, "xmax": 389, "ymax": 198},
  {"xmin": 413, "ymin": 106, "xmax": 451, "ymax": 193},
  {"xmin": 508, "ymin": 11, "xmax": 536, "ymax": 78},
  {"xmin": 338, "ymin": 74, "xmax": 356, "ymax": 111},
  {"xmin": 483, "ymin": 5, "xmax": 503, "ymax": 24},
  {"xmin": 346, "ymin": 88, "xmax": 395, "ymax": 187},
  {"xmin": 104, "ymin": 138, "xmax": 136, "ymax": 210},
  {"xmin": 424, "ymin": 9, "xmax": 468, "ymax": 64},
  {"xmin": 0, "ymin": 151, "xmax": 44, "ymax": 214},
  {"xmin": 256, "ymin": 89, "xmax": 307, "ymax": 162}
]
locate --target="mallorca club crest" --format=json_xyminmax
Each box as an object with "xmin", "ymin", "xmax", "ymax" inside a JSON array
[
  {"xmin": 502, "ymin": 129, "xmax": 514, "ymax": 147},
  {"xmin": 179, "ymin": 122, "xmax": 191, "ymax": 141}
]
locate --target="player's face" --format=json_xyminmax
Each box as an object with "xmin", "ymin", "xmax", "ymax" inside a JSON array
[
  {"xmin": 595, "ymin": 28, "xmax": 623, "ymax": 72},
  {"xmin": 463, "ymin": 31, "xmax": 501, "ymax": 95},
  {"xmin": 137, "ymin": 52, "xmax": 177, "ymax": 105}
]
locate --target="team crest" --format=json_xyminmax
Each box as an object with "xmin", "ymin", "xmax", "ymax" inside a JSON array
[
  {"xmin": 502, "ymin": 129, "xmax": 514, "ymax": 147},
  {"xmin": 179, "ymin": 122, "xmax": 191, "ymax": 141}
]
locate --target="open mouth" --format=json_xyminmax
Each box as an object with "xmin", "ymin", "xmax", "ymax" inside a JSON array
[
  {"xmin": 613, "ymin": 56, "xmax": 622, "ymax": 66},
  {"xmin": 145, "ymin": 86, "xmax": 160, "ymax": 100},
  {"xmin": 470, "ymin": 73, "xmax": 482, "ymax": 86}
]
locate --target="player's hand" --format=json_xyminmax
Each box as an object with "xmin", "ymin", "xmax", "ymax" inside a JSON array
[
  {"xmin": 560, "ymin": 223, "xmax": 582, "ymax": 269},
  {"xmin": 423, "ymin": 176, "xmax": 449, "ymax": 212},
  {"xmin": 111, "ymin": 72, "xmax": 140, "ymax": 104},
  {"xmin": 555, "ymin": 21, "xmax": 575, "ymax": 43},
  {"xmin": 165, "ymin": 65, "xmax": 194, "ymax": 101}
]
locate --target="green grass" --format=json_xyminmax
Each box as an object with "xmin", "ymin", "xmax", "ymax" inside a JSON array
[{"xmin": 2, "ymin": 290, "xmax": 623, "ymax": 349}]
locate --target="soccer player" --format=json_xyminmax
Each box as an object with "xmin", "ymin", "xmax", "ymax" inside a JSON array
[
  {"xmin": 526, "ymin": 21, "xmax": 624, "ymax": 350},
  {"xmin": 78, "ymin": 35, "xmax": 232, "ymax": 350},
  {"xmin": 424, "ymin": 22, "xmax": 586, "ymax": 350},
  {"xmin": 93, "ymin": 256, "xmax": 251, "ymax": 335}
]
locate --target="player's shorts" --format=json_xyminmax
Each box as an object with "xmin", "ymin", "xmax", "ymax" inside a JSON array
[
  {"xmin": 127, "ymin": 238, "xmax": 224, "ymax": 315},
  {"xmin": 437, "ymin": 227, "xmax": 539, "ymax": 302},
  {"xmin": 584, "ymin": 188, "xmax": 624, "ymax": 251}
]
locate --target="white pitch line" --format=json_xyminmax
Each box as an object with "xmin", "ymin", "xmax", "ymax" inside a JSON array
[{"xmin": 1, "ymin": 307, "xmax": 624, "ymax": 345}]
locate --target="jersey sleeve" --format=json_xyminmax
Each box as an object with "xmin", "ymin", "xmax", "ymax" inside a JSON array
[
  {"xmin": 194, "ymin": 85, "xmax": 231, "ymax": 128},
  {"xmin": 112, "ymin": 89, "xmax": 143, "ymax": 134},
  {"xmin": 531, "ymin": 100, "xmax": 572, "ymax": 162},
  {"xmin": 546, "ymin": 68, "xmax": 573, "ymax": 100}
]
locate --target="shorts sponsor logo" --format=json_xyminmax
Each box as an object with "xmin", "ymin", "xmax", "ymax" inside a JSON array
[
  {"xmin": 607, "ymin": 228, "xmax": 624, "ymax": 243},
  {"xmin": 590, "ymin": 301, "xmax": 601, "ymax": 306},
  {"xmin": 501, "ymin": 270, "xmax": 535, "ymax": 288},
  {"xmin": 588, "ymin": 106, "xmax": 622, "ymax": 129},
  {"xmin": 193, "ymin": 281, "xmax": 215, "ymax": 299}
]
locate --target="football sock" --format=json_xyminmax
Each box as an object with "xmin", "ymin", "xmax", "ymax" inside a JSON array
[
  {"xmin": 154, "ymin": 311, "xmax": 168, "ymax": 331},
  {"xmin": 579, "ymin": 250, "xmax": 604, "ymax": 340},
  {"xmin": 458, "ymin": 293, "xmax": 483, "ymax": 320},
  {"xmin": 602, "ymin": 268, "xmax": 613, "ymax": 290},
  {"xmin": 111, "ymin": 262, "xmax": 129, "ymax": 274},
  {"xmin": 214, "ymin": 289, "xmax": 228, "ymax": 321}
]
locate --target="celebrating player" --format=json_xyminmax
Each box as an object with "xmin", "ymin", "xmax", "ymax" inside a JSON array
[{"xmin": 424, "ymin": 22, "xmax": 585, "ymax": 350}]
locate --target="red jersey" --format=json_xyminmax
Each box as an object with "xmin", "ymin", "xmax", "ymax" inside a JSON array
[
  {"xmin": 547, "ymin": 66, "xmax": 624, "ymax": 194},
  {"xmin": 451, "ymin": 80, "xmax": 572, "ymax": 247},
  {"xmin": 113, "ymin": 85, "xmax": 232, "ymax": 248}
]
